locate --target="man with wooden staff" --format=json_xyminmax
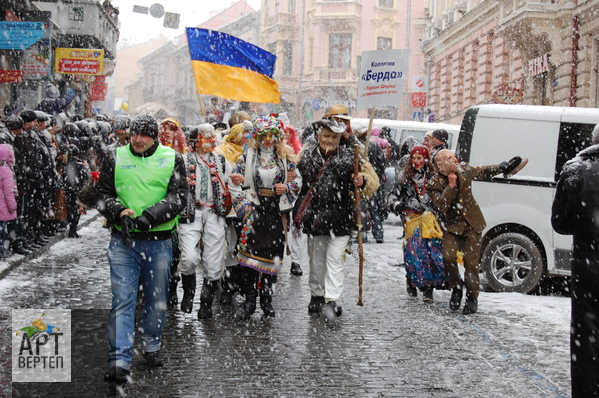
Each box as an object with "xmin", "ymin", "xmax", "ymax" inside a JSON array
[{"xmin": 294, "ymin": 118, "xmax": 378, "ymax": 322}]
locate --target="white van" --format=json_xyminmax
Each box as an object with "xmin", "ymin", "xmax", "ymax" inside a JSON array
[
  {"xmin": 457, "ymin": 104, "xmax": 599, "ymax": 293},
  {"xmin": 351, "ymin": 118, "xmax": 461, "ymax": 150}
]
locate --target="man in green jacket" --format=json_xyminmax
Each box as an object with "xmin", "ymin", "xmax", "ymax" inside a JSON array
[{"xmin": 96, "ymin": 114, "xmax": 187, "ymax": 384}]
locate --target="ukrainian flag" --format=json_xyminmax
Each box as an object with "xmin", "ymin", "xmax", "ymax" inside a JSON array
[{"xmin": 186, "ymin": 28, "xmax": 280, "ymax": 104}]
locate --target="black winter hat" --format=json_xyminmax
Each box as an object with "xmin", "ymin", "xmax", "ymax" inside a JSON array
[
  {"xmin": 3, "ymin": 115, "xmax": 23, "ymax": 130},
  {"xmin": 63, "ymin": 122, "xmax": 80, "ymax": 138},
  {"xmin": 431, "ymin": 129, "xmax": 448, "ymax": 143},
  {"xmin": 114, "ymin": 115, "xmax": 131, "ymax": 131},
  {"xmin": 35, "ymin": 111, "xmax": 50, "ymax": 123},
  {"xmin": 130, "ymin": 114, "xmax": 158, "ymax": 139},
  {"xmin": 20, "ymin": 110, "xmax": 37, "ymax": 123}
]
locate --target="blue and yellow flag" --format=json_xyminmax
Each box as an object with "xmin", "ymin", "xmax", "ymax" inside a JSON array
[{"xmin": 186, "ymin": 28, "xmax": 280, "ymax": 104}]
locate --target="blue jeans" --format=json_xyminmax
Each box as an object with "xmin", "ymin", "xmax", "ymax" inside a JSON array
[
  {"xmin": 106, "ymin": 234, "xmax": 172, "ymax": 370},
  {"xmin": 361, "ymin": 196, "xmax": 384, "ymax": 242}
]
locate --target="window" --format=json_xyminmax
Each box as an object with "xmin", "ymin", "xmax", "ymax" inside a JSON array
[
  {"xmin": 555, "ymin": 123, "xmax": 594, "ymax": 181},
  {"xmin": 379, "ymin": 0, "xmax": 393, "ymax": 7},
  {"xmin": 69, "ymin": 6, "xmax": 84, "ymax": 21},
  {"xmin": 329, "ymin": 33, "xmax": 352, "ymax": 69},
  {"xmin": 283, "ymin": 41, "xmax": 292, "ymax": 75},
  {"xmin": 377, "ymin": 37, "xmax": 392, "ymax": 50},
  {"xmin": 268, "ymin": 43, "xmax": 277, "ymax": 55},
  {"xmin": 289, "ymin": 0, "xmax": 296, "ymax": 13}
]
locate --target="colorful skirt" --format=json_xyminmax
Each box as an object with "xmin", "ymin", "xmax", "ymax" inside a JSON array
[
  {"xmin": 403, "ymin": 226, "xmax": 446, "ymax": 289},
  {"xmin": 237, "ymin": 195, "xmax": 285, "ymax": 276}
]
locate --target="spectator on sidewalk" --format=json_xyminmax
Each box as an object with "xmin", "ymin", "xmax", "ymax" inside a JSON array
[
  {"xmin": 551, "ymin": 124, "xmax": 599, "ymax": 398},
  {"xmin": 0, "ymin": 116, "xmax": 31, "ymax": 255},
  {"xmin": 0, "ymin": 144, "xmax": 17, "ymax": 258},
  {"xmin": 96, "ymin": 114, "xmax": 187, "ymax": 384}
]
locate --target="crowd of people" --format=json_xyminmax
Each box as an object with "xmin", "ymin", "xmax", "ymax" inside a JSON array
[
  {"xmin": 1, "ymin": 89, "xmax": 532, "ymax": 385},
  {"xmin": 0, "ymin": 83, "xmax": 111, "ymax": 257}
]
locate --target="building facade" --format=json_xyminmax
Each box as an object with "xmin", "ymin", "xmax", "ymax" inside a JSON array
[
  {"xmin": 423, "ymin": 0, "xmax": 599, "ymax": 124},
  {"xmin": 0, "ymin": 0, "xmax": 120, "ymax": 117},
  {"xmin": 262, "ymin": 0, "xmax": 429, "ymax": 126}
]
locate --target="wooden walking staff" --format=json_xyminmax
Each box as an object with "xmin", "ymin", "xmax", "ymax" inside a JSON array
[
  {"xmin": 355, "ymin": 108, "xmax": 375, "ymax": 306},
  {"xmin": 354, "ymin": 144, "xmax": 365, "ymax": 306}
]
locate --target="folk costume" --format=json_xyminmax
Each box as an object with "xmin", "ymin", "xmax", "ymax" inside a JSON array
[
  {"xmin": 178, "ymin": 124, "xmax": 241, "ymax": 319},
  {"xmin": 295, "ymin": 118, "xmax": 376, "ymax": 322},
  {"xmin": 234, "ymin": 114, "xmax": 301, "ymax": 319},
  {"xmin": 392, "ymin": 145, "xmax": 445, "ymax": 301}
]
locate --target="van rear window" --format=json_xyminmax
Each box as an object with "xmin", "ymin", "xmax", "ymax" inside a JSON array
[{"xmin": 555, "ymin": 122, "xmax": 594, "ymax": 181}]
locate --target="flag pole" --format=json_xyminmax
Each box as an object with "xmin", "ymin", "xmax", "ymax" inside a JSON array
[
  {"xmin": 363, "ymin": 107, "xmax": 375, "ymax": 158},
  {"xmin": 197, "ymin": 93, "xmax": 206, "ymax": 120}
]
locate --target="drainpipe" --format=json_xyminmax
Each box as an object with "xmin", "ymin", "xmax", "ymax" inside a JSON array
[{"xmin": 570, "ymin": 4, "xmax": 579, "ymax": 107}]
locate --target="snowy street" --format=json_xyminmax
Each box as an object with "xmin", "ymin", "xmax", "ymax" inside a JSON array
[{"xmin": 0, "ymin": 212, "xmax": 571, "ymax": 397}]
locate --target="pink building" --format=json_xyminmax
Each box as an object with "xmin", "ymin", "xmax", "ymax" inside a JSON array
[{"xmin": 423, "ymin": 0, "xmax": 599, "ymax": 124}]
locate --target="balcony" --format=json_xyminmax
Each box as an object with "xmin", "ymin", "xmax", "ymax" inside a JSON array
[
  {"xmin": 315, "ymin": 68, "xmax": 357, "ymax": 83},
  {"xmin": 313, "ymin": 1, "xmax": 362, "ymax": 21}
]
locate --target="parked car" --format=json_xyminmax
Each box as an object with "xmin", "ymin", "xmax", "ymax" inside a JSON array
[
  {"xmin": 456, "ymin": 104, "xmax": 599, "ymax": 293},
  {"xmin": 350, "ymin": 118, "xmax": 460, "ymax": 150}
]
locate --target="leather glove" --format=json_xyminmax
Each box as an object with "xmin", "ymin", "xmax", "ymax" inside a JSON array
[
  {"xmin": 499, "ymin": 156, "xmax": 522, "ymax": 175},
  {"xmin": 132, "ymin": 214, "xmax": 152, "ymax": 231},
  {"xmin": 120, "ymin": 216, "xmax": 133, "ymax": 246},
  {"xmin": 391, "ymin": 201, "xmax": 403, "ymax": 216}
]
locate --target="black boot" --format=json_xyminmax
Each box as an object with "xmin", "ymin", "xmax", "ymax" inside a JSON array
[
  {"xmin": 462, "ymin": 295, "xmax": 478, "ymax": 315},
  {"xmin": 198, "ymin": 279, "xmax": 217, "ymax": 319},
  {"xmin": 290, "ymin": 262, "xmax": 303, "ymax": 276},
  {"xmin": 11, "ymin": 240, "xmax": 32, "ymax": 256},
  {"xmin": 220, "ymin": 266, "xmax": 238, "ymax": 305},
  {"xmin": 236, "ymin": 268, "xmax": 257, "ymax": 320},
  {"xmin": 422, "ymin": 286, "xmax": 434, "ymax": 302},
  {"xmin": 406, "ymin": 276, "xmax": 417, "ymax": 298},
  {"xmin": 167, "ymin": 275, "xmax": 179, "ymax": 306},
  {"xmin": 308, "ymin": 296, "xmax": 325, "ymax": 313},
  {"xmin": 259, "ymin": 276, "xmax": 275, "ymax": 317},
  {"xmin": 180, "ymin": 273, "xmax": 196, "ymax": 313},
  {"xmin": 449, "ymin": 285, "xmax": 463, "ymax": 311}
]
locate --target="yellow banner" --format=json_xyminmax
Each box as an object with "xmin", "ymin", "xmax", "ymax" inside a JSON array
[{"xmin": 54, "ymin": 48, "xmax": 104, "ymax": 76}]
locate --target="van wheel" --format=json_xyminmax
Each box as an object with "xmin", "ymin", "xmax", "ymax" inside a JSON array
[{"xmin": 481, "ymin": 233, "xmax": 544, "ymax": 293}]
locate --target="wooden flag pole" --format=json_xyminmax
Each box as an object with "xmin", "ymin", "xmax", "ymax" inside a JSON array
[{"xmin": 363, "ymin": 108, "xmax": 375, "ymax": 158}]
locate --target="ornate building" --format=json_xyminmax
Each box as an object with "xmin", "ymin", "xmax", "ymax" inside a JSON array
[
  {"xmin": 423, "ymin": 0, "xmax": 599, "ymax": 124},
  {"xmin": 261, "ymin": 0, "xmax": 429, "ymax": 126}
]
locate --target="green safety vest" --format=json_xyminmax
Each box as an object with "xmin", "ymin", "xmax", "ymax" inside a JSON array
[{"xmin": 113, "ymin": 144, "xmax": 177, "ymax": 232}]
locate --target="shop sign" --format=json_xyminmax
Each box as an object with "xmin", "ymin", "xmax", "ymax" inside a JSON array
[
  {"xmin": 0, "ymin": 69, "xmax": 24, "ymax": 83},
  {"xmin": 492, "ymin": 86, "xmax": 524, "ymax": 104},
  {"xmin": 0, "ymin": 22, "xmax": 44, "ymax": 50},
  {"xmin": 90, "ymin": 76, "xmax": 107, "ymax": 102},
  {"xmin": 411, "ymin": 92, "xmax": 426, "ymax": 107},
  {"xmin": 55, "ymin": 48, "xmax": 104, "ymax": 76},
  {"xmin": 529, "ymin": 53, "xmax": 550, "ymax": 77}
]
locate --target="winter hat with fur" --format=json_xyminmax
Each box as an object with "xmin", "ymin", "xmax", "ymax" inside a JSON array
[{"xmin": 130, "ymin": 114, "xmax": 158, "ymax": 139}]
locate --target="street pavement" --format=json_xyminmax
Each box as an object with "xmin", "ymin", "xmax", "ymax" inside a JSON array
[{"xmin": 0, "ymin": 212, "xmax": 571, "ymax": 397}]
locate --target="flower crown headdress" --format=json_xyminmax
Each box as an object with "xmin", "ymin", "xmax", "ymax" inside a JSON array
[{"xmin": 252, "ymin": 113, "xmax": 285, "ymax": 140}]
